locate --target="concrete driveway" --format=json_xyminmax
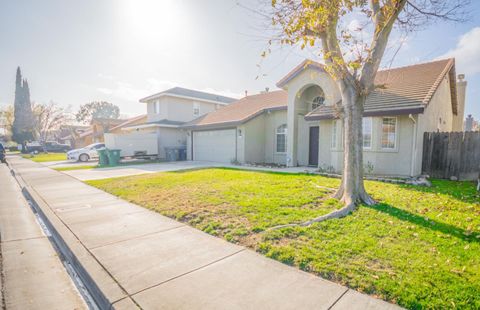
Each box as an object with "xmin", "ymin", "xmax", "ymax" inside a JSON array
[
  {"xmin": 61, "ymin": 161, "xmax": 223, "ymax": 181},
  {"xmin": 40, "ymin": 159, "xmax": 98, "ymax": 169}
]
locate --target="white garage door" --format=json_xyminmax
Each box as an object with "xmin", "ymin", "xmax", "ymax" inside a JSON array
[{"xmin": 193, "ymin": 129, "xmax": 236, "ymax": 163}]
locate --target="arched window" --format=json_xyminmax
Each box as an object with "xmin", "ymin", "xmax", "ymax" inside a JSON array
[
  {"xmin": 276, "ymin": 124, "xmax": 287, "ymax": 153},
  {"xmin": 311, "ymin": 96, "xmax": 325, "ymax": 110}
]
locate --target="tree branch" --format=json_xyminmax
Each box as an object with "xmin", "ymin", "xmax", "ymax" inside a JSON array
[{"xmin": 406, "ymin": 0, "xmax": 466, "ymax": 22}]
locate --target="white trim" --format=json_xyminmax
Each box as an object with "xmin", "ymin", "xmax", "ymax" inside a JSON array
[
  {"xmin": 409, "ymin": 114, "xmax": 418, "ymax": 177},
  {"xmin": 275, "ymin": 124, "xmax": 287, "ymax": 154},
  {"xmin": 381, "ymin": 116, "xmax": 398, "ymax": 150},
  {"xmin": 193, "ymin": 102, "xmax": 200, "ymax": 116},
  {"xmin": 331, "ymin": 120, "xmax": 337, "ymax": 149},
  {"xmin": 140, "ymin": 93, "xmax": 232, "ymax": 105},
  {"xmin": 362, "ymin": 117, "xmax": 373, "ymax": 149}
]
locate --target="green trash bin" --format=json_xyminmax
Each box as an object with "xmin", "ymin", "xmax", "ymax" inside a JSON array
[
  {"xmin": 97, "ymin": 148, "xmax": 109, "ymax": 166},
  {"xmin": 106, "ymin": 149, "xmax": 121, "ymax": 166}
]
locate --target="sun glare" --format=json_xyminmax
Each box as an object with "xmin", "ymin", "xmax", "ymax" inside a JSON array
[{"xmin": 119, "ymin": 0, "xmax": 184, "ymax": 42}]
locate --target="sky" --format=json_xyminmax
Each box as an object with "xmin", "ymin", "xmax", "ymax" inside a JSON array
[{"xmin": 1, "ymin": 0, "xmax": 479, "ymax": 120}]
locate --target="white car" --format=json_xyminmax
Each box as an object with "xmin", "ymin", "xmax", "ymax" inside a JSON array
[{"xmin": 67, "ymin": 143, "xmax": 105, "ymax": 162}]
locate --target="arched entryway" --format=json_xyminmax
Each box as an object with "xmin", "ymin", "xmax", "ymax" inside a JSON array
[{"xmin": 287, "ymin": 84, "xmax": 326, "ymax": 166}]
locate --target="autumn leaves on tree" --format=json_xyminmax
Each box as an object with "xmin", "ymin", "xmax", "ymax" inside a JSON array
[{"xmin": 268, "ymin": 0, "xmax": 469, "ymax": 223}]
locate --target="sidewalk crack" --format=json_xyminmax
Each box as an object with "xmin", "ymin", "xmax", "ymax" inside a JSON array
[
  {"xmin": 130, "ymin": 248, "xmax": 246, "ymax": 297},
  {"xmin": 88, "ymin": 225, "xmax": 185, "ymax": 251},
  {"xmin": 327, "ymin": 288, "xmax": 349, "ymax": 310},
  {"xmin": 1, "ymin": 236, "xmax": 47, "ymax": 244}
]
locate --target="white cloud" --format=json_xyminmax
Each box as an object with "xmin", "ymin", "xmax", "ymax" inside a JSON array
[
  {"xmin": 97, "ymin": 73, "xmax": 116, "ymax": 80},
  {"xmin": 439, "ymin": 27, "xmax": 480, "ymax": 76},
  {"xmin": 97, "ymin": 81, "xmax": 148, "ymax": 102}
]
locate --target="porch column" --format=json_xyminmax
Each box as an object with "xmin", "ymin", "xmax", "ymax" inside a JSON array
[{"xmin": 286, "ymin": 92, "xmax": 298, "ymax": 167}]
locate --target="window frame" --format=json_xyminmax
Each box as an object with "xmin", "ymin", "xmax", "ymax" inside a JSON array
[
  {"xmin": 381, "ymin": 117, "xmax": 397, "ymax": 150},
  {"xmin": 154, "ymin": 100, "xmax": 160, "ymax": 114},
  {"xmin": 331, "ymin": 120, "xmax": 337, "ymax": 149},
  {"xmin": 362, "ymin": 117, "xmax": 373, "ymax": 149},
  {"xmin": 193, "ymin": 102, "xmax": 200, "ymax": 116},
  {"xmin": 311, "ymin": 96, "xmax": 325, "ymax": 111},
  {"xmin": 275, "ymin": 124, "xmax": 287, "ymax": 154}
]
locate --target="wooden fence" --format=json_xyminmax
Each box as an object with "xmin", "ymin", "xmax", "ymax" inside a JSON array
[{"xmin": 422, "ymin": 131, "xmax": 480, "ymax": 180}]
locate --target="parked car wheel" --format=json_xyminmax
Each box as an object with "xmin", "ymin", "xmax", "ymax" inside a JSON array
[{"xmin": 79, "ymin": 154, "xmax": 89, "ymax": 162}]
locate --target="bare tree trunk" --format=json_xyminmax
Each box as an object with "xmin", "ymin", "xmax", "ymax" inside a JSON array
[
  {"xmin": 269, "ymin": 82, "xmax": 376, "ymax": 230},
  {"xmin": 334, "ymin": 82, "xmax": 375, "ymax": 209}
]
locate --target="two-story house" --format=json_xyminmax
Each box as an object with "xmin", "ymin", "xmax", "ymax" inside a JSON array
[{"xmin": 104, "ymin": 87, "xmax": 236, "ymax": 159}]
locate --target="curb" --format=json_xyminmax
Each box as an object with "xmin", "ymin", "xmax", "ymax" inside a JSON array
[{"xmin": 9, "ymin": 166, "xmax": 132, "ymax": 310}]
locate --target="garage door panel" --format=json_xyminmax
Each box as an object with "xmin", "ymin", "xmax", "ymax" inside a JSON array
[{"xmin": 193, "ymin": 130, "xmax": 236, "ymax": 163}]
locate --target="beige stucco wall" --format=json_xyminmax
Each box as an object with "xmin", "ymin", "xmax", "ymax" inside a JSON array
[
  {"xmin": 263, "ymin": 110, "xmax": 288, "ymax": 165},
  {"xmin": 146, "ymin": 96, "xmax": 220, "ymax": 123},
  {"xmin": 318, "ymin": 116, "xmax": 415, "ymax": 176},
  {"xmin": 413, "ymin": 76, "xmax": 456, "ymax": 175},
  {"xmin": 237, "ymin": 109, "xmax": 289, "ymax": 165},
  {"xmin": 186, "ymin": 130, "xmax": 192, "ymax": 160},
  {"xmin": 284, "ymin": 67, "xmax": 341, "ymax": 166},
  {"xmin": 242, "ymin": 114, "xmax": 265, "ymax": 164},
  {"xmin": 296, "ymin": 117, "xmax": 321, "ymax": 166},
  {"xmin": 156, "ymin": 127, "xmax": 187, "ymax": 159}
]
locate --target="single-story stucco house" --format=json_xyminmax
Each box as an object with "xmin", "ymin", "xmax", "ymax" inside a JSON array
[
  {"xmin": 183, "ymin": 58, "xmax": 467, "ymax": 177},
  {"xmin": 105, "ymin": 87, "xmax": 236, "ymax": 158}
]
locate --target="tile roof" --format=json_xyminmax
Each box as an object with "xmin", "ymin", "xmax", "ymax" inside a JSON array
[
  {"xmin": 305, "ymin": 58, "xmax": 457, "ymax": 120},
  {"xmin": 109, "ymin": 114, "xmax": 147, "ymax": 132},
  {"xmin": 182, "ymin": 90, "xmax": 288, "ymax": 129},
  {"xmin": 139, "ymin": 87, "xmax": 237, "ymax": 104},
  {"xmin": 184, "ymin": 58, "xmax": 457, "ymax": 129}
]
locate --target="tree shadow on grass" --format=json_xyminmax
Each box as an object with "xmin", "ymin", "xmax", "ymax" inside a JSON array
[
  {"xmin": 365, "ymin": 203, "xmax": 479, "ymax": 243},
  {"xmin": 396, "ymin": 179, "xmax": 479, "ymax": 204}
]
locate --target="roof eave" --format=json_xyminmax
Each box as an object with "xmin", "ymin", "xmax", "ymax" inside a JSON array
[
  {"xmin": 139, "ymin": 92, "xmax": 234, "ymax": 105},
  {"xmin": 183, "ymin": 105, "xmax": 287, "ymax": 130},
  {"xmin": 276, "ymin": 60, "xmax": 325, "ymax": 88},
  {"xmin": 304, "ymin": 107, "xmax": 425, "ymax": 121}
]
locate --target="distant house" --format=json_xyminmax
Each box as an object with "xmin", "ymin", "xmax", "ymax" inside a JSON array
[
  {"xmin": 104, "ymin": 87, "xmax": 236, "ymax": 158},
  {"xmin": 183, "ymin": 58, "xmax": 467, "ymax": 177},
  {"xmin": 465, "ymin": 114, "xmax": 478, "ymax": 131},
  {"xmin": 63, "ymin": 115, "xmax": 147, "ymax": 149}
]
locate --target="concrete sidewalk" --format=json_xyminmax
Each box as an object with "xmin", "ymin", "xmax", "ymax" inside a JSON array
[
  {"xmin": 0, "ymin": 164, "xmax": 86, "ymax": 309},
  {"xmin": 8, "ymin": 156, "xmax": 401, "ymax": 309}
]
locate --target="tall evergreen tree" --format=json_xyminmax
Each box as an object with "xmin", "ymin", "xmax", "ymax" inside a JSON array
[{"xmin": 12, "ymin": 67, "xmax": 35, "ymax": 143}]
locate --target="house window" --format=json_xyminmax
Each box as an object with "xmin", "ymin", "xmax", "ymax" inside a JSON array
[
  {"xmin": 154, "ymin": 101, "xmax": 160, "ymax": 114},
  {"xmin": 193, "ymin": 102, "xmax": 200, "ymax": 116},
  {"xmin": 331, "ymin": 120, "xmax": 337, "ymax": 148},
  {"xmin": 276, "ymin": 124, "xmax": 287, "ymax": 153},
  {"xmin": 381, "ymin": 117, "xmax": 397, "ymax": 149},
  {"xmin": 363, "ymin": 117, "xmax": 372, "ymax": 149},
  {"xmin": 311, "ymin": 96, "xmax": 325, "ymax": 110}
]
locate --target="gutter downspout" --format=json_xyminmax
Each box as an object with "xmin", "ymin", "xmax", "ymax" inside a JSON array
[{"xmin": 409, "ymin": 114, "xmax": 417, "ymax": 177}]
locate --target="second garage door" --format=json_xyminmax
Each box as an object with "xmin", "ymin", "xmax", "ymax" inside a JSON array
[{"xmin": 193, "ymin": 129, "xmax": 236, "ymax": 163}]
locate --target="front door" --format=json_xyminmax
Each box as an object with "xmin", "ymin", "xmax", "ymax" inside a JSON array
[{"xmin": 308, "ymin": 126, "xmax": 319, "ymax": 166}]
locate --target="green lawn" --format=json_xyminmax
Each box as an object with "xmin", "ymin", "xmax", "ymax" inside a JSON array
[
  {"xmin": 87, "ymin": 168, "xmax": 480, "ymax": 309},
  {"xmin": 22, "ymin": 153, "xmax": 67, "ymax": 162}
]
